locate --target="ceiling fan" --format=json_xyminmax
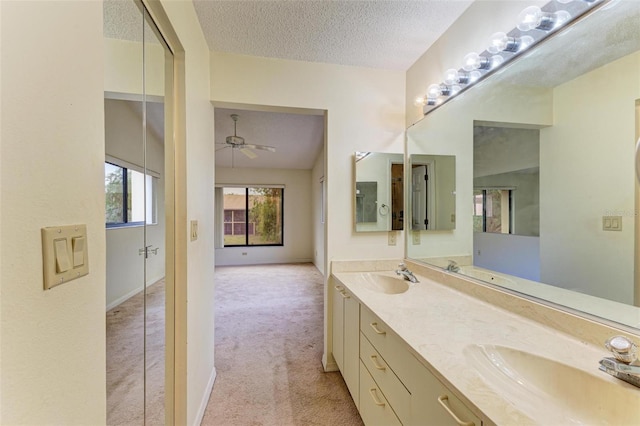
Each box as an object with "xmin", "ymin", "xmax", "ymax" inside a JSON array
[{"xmin": 216, "ymin": 114, "xmax": 276, "ymax": 162}]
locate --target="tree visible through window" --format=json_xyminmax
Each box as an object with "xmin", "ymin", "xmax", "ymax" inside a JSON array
[
  {"xmin": 223, "ymin": 187, "xmax": 283, "ymax": 246},
  {"xmin": 473, "ymin": 188, "xmax": 512, "ymax": 234},
  {"xmin": 105, "ymin": 162, "xmax": 156, "ymax": 227}
]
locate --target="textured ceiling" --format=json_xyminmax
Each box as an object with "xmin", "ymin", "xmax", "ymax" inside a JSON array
[
  {"xmin": 215, "ymin": 108, "xmax": 324, "ymax": 169},
  {"xmin": 193, "ymin": 0, "xmax": 472, "ymax": 71}
]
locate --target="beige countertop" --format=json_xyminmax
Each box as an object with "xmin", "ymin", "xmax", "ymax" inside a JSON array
[{"xmin": 332, "ymin": 267, "xmax": 640, "ymax": 425}]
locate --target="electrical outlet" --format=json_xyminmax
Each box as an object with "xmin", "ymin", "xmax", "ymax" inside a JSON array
[
  {"xmin": 388, "ymin": 231, "xmax": 397, "ymax": 246},
  {"xmin": 412, "ymin": 232, "xmax": 421, "ymax": 245},
  {"xmin": 190, "ymin": 220, "xmax": 198, "ymax": 241}
]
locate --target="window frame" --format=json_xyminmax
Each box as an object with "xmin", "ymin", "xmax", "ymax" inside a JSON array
[
  {"xmin": 473, "ymin": 188, "xmax": 513, "ymax": 234},
  {"xmin": 105, "ymin": 161, "xmax": 157, "ymax": 228},
  {"xmin": 221, "ymin": 186, "xmax": 284, "ymax": 247}
]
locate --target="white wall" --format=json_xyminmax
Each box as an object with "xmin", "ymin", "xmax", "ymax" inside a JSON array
[
  {"xmin": 104, "ymin": 99, "xmax": 166, "ymax": 309},
  {"xmin": 210, "ymin": 52, "xmax": 406, "ymax": 370},
  {"xmin": 1, "ymin": 1, "xmax": 106, "ymax": 423},
  {"xmin": 215, "ymin": 167, "xmax": 314, "ymax": 266},
  {"xmin": 540, "ymin": 52, "xmax": 639, "ymax": 304}
]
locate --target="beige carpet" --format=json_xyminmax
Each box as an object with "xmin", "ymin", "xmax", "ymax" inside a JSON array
[
  {"xmin": 202, "ymin": 263, "xmax": 363, "ymax": 426},
  {"xmin": 106, "ymin": 279, "xmax": 165, "ymax": 426}
]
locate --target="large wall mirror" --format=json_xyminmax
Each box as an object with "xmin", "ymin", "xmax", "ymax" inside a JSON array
[
  {"xmin": 354, "ymin": 152, "xmax": 404, "ymax": 232},
  {"xmin": 407, "ymin": 0, "xmax": 640, "ymax": 331}
]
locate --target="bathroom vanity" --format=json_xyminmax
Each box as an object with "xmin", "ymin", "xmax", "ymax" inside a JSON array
[{"xmin": 330, "ymin": 260, "xmax": 640, "ymax": 426}]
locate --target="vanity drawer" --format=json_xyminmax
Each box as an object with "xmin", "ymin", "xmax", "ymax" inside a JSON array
[
  {"xmin": 360, "ymin": 332, "xmax": 411, "ymax": 423},
  {"xmin": 360, "ymin": 305, "xmax": 422, "ymax": 392},
  {"xmin": 359, "ymin": 360, "xmax": 402, "ymax": 426}
]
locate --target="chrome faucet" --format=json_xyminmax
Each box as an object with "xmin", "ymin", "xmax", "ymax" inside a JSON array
[
  {"xmin": 599, "ymin": 335, "xmax": 640, "ymax": 388},
  {"xmin": 396, "ymin": 263, "xmax": 419, "ymax": 283},
  {"xmin": 445, "ymin": 260, "xmax": 460, "ymax": 273}
]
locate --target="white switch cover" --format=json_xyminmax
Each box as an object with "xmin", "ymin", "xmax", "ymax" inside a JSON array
[
  {"xmin": 190, "ymin": 220, "xmax": 198, "ymax": 241},
  {"xmin": 603, "ymin": 216, "xmax": 622, "ymax": 231},
  {"xmin": 412, "ymin": 231, "xmax": 421, "ymax": 245},
  {"xmin": 388, "ymin": 231, "xmax": 397, "ymax": 246},
  {"xmin": 42, "ymin": 225, "xmax": 89, "ymax": 290}
]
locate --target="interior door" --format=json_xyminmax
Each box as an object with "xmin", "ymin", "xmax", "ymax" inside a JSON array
[{"xmin": 412, "ymin": 165, "xmax": 428, "ymax": 231}]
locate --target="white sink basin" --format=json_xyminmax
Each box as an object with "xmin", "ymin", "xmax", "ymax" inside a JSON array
[
  {"xmin": 357, "ymin": 272, "xmax": 410, "ymax": 294},
  {"xmin": 464, "ymin": 344, "xmax": 640, "ymax": 424}
]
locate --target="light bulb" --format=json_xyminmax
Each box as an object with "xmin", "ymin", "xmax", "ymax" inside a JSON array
[
  {"xmin": 551, "ymin": 10, "xmax": 571, "ymax": 29},
  {"xmin": 427, "ymin": 83, "xmax": 442, "ymax": 98},
  {"xmin": 468, "ymin": 70, "xmax": 482, "ymax": 84},
  {"xmin": 444, "ymin": 69, "xmax": 460, "ymax": 85},
  {"xmin": 518, "ymin": 35, "xmax": 535, "ymax": 51},
  {"xmin": 414, "ymin": 96, "xmax": 426, "ymax": 107},
  {"xmin": 517, "ymin": 6, "xmax": 543, "ymax": 31},
  {"xmin": 490, "ymin": 55, "xmax": 505, "ymax": 69},
  {"xmin": 449, "ymin": 84, "xmax": 462, "ymax": 96},
  {"xmin": 488, "ymin": 32, "xmax": 509, "ymax": 54},
  {"xmin": 462, "ymin": 52, "xmax": 480, "ymax": 71},
  {"xmin": 517, "ymin": 6, "xmax": 571, "ymax": 31},
  {"xmin": 462, "ymin": 52, "xmax": 490, "ymax": 71}
]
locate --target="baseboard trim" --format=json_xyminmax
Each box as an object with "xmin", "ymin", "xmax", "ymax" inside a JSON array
[
  {"xmin": 106, "ymin": 287, "xmax": 141, "ymax": 311},
  {"xmin": 193, "ymin": 366, "xmax": 217, "ymax": 426},
  {"xmin": 322, "ymin": 353, "xmax": 339, "ymax": 372},
  {"xmin": 106, "ymin": 277, "xmax": 165, "ymax": 311}
]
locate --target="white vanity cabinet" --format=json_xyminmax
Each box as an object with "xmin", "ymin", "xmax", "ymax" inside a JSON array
[
  {"xmin": 359, "ymin": 305, "xmax": 482, "ymax": 426},
  {"xmin": 332, "ymin": 282, "xmax": 360, "ymax": 407}
]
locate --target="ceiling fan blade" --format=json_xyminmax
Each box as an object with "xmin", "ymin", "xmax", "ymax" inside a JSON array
[
  {"xmin": 244, "ymin": 143, "xmax": 276, "ymax": 153},
  {"xmin": 215, "ymin": 145, "xmax": 230, "ymax": 152},
  {"xmin": 239, "ymin": 147, "xmax": 258, "ymax": 159}
]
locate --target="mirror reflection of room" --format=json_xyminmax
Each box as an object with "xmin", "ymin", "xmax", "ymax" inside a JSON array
[
  {"xmin": 406, "ymin": 0, "xmax": 640, "ymax": 329},
  {"xmin": 354, "ymin": 152, "xmax": 404, "ymax": 232},
  {"xmin": 473, "ymin": 125, "xmax": 540, "ymax": 281}
]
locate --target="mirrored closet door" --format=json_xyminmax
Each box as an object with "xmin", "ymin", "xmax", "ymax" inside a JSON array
[{"xmin": 104, "ymin": 1, "xmax": 172, "ymax": 424}]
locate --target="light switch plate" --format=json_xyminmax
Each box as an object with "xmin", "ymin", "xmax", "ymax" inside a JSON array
[
  {"xmin": 603, "ymin": 216, "xmax": 622, "ymax": 231},
  {"xmin": 42, "ymin": 224, "xmax": 89, "ymax": 290},
  {"xmin": 190, "ymin": 220, "xmax": 198, "ymax": 241},
  {"xmin": 388, "ymin": 231, "xmax": 397, "ymax": 246},
  {"xmin": 412, "ymin": 231, "xmax": 421, "ymax": 245}
]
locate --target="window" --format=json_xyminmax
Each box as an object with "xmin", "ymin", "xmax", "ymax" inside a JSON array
[
  {"xmin": 222, "ymin": 187, "xmax": 283, "ymax": 246},
  {"xmin": 473, "ymin": 188, "xmax": 512, "ymax": 234},
  {"xmin": 105, "ymin": 162, "xmax": 157, "ymax": 227}
]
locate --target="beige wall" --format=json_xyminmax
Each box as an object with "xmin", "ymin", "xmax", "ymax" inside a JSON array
[
  {"xmin": 312, "ymin": 148, "xmax": 326, "ymax": 274},
  {"xmin": 1, "ymin": 1, "xmax": 106, "ymax": 423},
  {"xmin": 158, "ymin": 1, "xmax": 216, "ymax": 424},
  {"xmin": 540, "ymin": 51, "xmax": 640, "ymax": 303}
]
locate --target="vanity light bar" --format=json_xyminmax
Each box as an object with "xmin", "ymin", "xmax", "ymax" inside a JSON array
[{"xmin": 416, "ymin": 0, "xmax": 607, "ymax": 115}]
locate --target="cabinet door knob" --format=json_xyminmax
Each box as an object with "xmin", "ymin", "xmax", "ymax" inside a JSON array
[
  {"xmin": 370, "ymin": 354, "xmax": 386, "ymax": 371},
  {"xmin": 369, "ymin": 388, "xmax": 385, "ymax": 407},
  {"xmin": 370, "ymin": 322, "xmax": 386, "ymax": 335},
  {"xmin": 437, "ymin": 395, "xmax": 474, "ymax": 426}
]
